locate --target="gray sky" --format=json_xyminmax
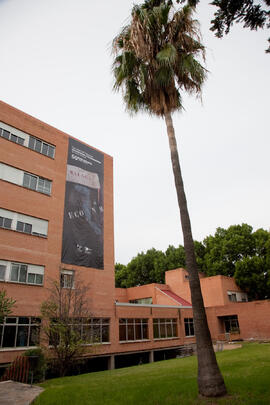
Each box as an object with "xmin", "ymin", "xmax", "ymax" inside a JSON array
[{"xmin": 0, "ymin": 0, "xmax": 269, "ymax": 264}]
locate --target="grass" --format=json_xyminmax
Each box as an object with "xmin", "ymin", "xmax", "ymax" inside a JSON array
[{"xmin": 33, "ymin": 343, "xmax": 270, "ymax": 405}]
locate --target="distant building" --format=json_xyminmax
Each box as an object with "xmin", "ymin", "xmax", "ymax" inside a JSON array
[{"xmin": 0, "ymin": 101, "xmax": 269, "ymax": 372}]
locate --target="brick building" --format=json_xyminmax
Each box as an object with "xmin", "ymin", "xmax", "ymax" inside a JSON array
[{"xmin": 0, "ymin": 101, "xmax": 269, "ymax": 372}]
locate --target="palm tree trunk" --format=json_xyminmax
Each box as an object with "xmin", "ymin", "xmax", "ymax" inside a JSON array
[{"xmin": 164, "ymin": 112, "xmax": 227, "ymax": 397}]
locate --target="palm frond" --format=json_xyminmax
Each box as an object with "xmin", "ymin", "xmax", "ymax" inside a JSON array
[
  {"xmin": 124, "ymin": 79, "xmax": 144, "ymax": 113},
  {"xmin": 112, "ymin": 1, "xmax": 206, "ymax": 116},
  {"xmin": 156, "ymin": 44, "xmax": 177, "ymax": 66},
  {"xmin": 154, "ymin": 65, "xmax": 174, "ymax": 87}
]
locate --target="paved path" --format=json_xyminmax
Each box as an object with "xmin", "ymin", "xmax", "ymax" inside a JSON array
[
  {"xmin": 214, "ymin": 342, "xmax": 242, "ymax": 352},
  {"xmin": 0, "ymin": 380, "xmax": 44, "ymax": 405}
]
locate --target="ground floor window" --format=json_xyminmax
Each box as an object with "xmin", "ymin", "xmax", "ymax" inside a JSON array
[
  {"xmin": 81, "ymin": 318, "xmax": 110, "ymax": 343},
  {"xmin": 119, "ymin": 319, "xmax": 148, "ymax": 342},
  {"xmin": 223, "ymin": 315, "xmax": 240, "ymax": 333},
  {"xmin": 0, "ymin": 317, "xmax": 41, "ymax": 348},
  {"xmin": 184, "ymin": 318, "xmax": 194, "ymax": 337},
  {"xmin": 153, "ymin": 318, "xmax": 178, "ymax": 339},
  {"xmin": 49, "ymin": 318, "xmax": 110, "ymax": 345}
]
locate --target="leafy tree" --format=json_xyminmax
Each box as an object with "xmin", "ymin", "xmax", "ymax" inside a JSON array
[
  {"xmin": 41, "ymin": 276, "xmax": 91, "ymax": 377},
  {"xmin": 118, "ymin": 248, "xmax": 167, "ymax": 287},
  {"xmin": 203, "ymin": 224, "xmax": 270, "ymax": 299},
  {"xmin": 234, "ymin": 256, "xmax": 269, "ymax": 300},
  {"xmin": 203, "ymin": 224, "xmax": 255, "ymax": 277},
  {"xmin": 115, "ymin": 242, "xmax": 205, "ymax": 288},
  {"xmin": 112, "ymin": 0, "xmax": 226, "ymax": 397},
  {"xmin": 180, "ymin": 0, "xmax": 270, "ymax": 52},
  {"xmin": 0, "ymin": 289, "xmax": 16, "ymax": 323},
  {"xmin": 115, "ymin": 263, "xmax": 129, "ymax": 288},
  {"xmin": 165, "ymin": 245, "xmax": 186, "ymax": 270},
  {"xmin": 116, "ymin": 224, "xmax": 270, "ymax": 299}
]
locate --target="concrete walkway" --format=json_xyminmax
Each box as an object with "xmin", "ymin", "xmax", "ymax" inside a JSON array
[
  {"xmin": 0, "ymin": 380, "xmax": 44, "ymax": 405},
  {"xmin": 214, "ymin": 342, "xmax": 242, "ymax": 352}
]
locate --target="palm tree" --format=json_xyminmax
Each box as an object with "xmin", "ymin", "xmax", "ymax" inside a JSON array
[{"xmin": 112, "ymin": 0, "xmax": 227, "ymax": 397}]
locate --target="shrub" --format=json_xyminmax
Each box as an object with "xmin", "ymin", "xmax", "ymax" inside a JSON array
[{"xmin": 24, "ymin": 347, "xmax": 47, "ymax": 382}]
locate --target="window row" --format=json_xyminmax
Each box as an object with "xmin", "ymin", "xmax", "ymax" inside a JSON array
[
  {"xmin": 0, "ymin": 317, "xmax": 196, "ymax": 348},
  {"xmin": 0, "ymin": 122, "xmax": 55, "ymax": 158},
  {"xmin": 0, "ymin": 317, "xmax": 41, "ymax": 348},
  {"xmin": 0, "ymin": 317, "xmax": 109, "ymax": 348},
  {"xmin": 119, "ymin": 318, "xmax": 149, "ymax": 341},
  {"xmin": 153, "ymin": 318, "xmax": 178, "ymax": 339},
  {"xmin": 0, "ymin": 260, "xmax": 44, "ymax": 286},
  {"xmin": 227, "ymin": 291, "xmax": 248, "ymax": 303},
  {"xmin": 50, "ymin": 318, "xmax": 110, "ymax": 345},
  {"xmin": 0, "ymin": 208, "xmax": 48, "ymax": 237},
  {"xmin": 0, "ymin": 163, "xmax": 52, "ymax": 196},
  {"xmin": 119, "ymin": 318, "xmax": 187, "ymax": 341},
  {"xmin": 129, "ymin": 297, "xmax": 153, "ymax": 305}
]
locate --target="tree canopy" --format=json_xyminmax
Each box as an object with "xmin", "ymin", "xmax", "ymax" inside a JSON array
[
  {"xmin": 112, "ymin": 0, "xmax": 206, "ymax": 116},
  {"xmin": 116, "ymin": 224, "xmax": 270, "ymax": 300},
  {"xmin": 180, "ymin": 0, "xmax": 270, "ymax": 52}
]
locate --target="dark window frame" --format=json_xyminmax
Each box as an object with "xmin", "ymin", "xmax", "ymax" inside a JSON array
[
  {"xmin": 0, "ymin": 264, "xmax": 6, "ymax": 281},
  {"xmin": 223, "ymin": 315, "xmax": 240, "ymax": 333},
  {"xmin": 0, "ymin": 126, "xmax": 25, "ymax": 145},
  {"xmin": 153, "ymin": 318, "xmax": 178, "ymax": 339},
  {"xmin": 16, "ymin": 221, "xmax": 32, "ymax": 234},
  {"xmin": 10, "ymin": 262, "xmax": 44, "ymax": 286},
  {"xmin": 119, "ymin": 318, "xmax": 148, "ymax": 342},
  {"xmin": 29, "ymin": 136, "xmax": 55, "ymax": 159},
  {"xmin": 184, "ymin": 318, "xmax": 195, "ymax": 337},
  {"xmin": 60, "ymin": 271, "xmax": 75, "ymax": 289},
  {"xmin": 0, "ymin": 316, "xmax": 41, "ymax": 348},
  {"xmin": 0, "ymin": 216, "xmax": 12, "ymax": 229},
  {"xmin": 23, "ymin": 172, "xmax": 52, "ymax": 195}
]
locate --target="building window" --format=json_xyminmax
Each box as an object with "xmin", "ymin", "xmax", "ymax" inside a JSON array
[
  {"xmin": 119, "ymin": 318, "xmax": 148, "ymax": 342},
  {"xmin": 228, "ymin": 293, "xmax": 237, "ymax": 302},
  {"xmin": 184, "ymin": 318, "xmax": 194, "ymax": 337},
  {"xmin": 153, "ymin": 318, "xmax": 178, "ymax": 339},
  {"xmin": 129, "ymin": 297, "xmax": 152, "ymax": 304},
  {"xmin": 10, "ymin": 262, "xmax": 44, "ymax": 285},
  {"xmin": 0, "ymin": 216, "xmax": 12, "ymax": 229},
  {"xmin": 223, "ymin": 315, "xmax": 240, "ymax": 333},
  {"xmin": 23, "ymin": 173, "xmax": 52, "ymax": 195},
  {"xmin": 0, "ymin": 208, "xmax": 48, "ymax": 237},
  {"xmin": 0, "ymin": 265, "xmax": 6, "ymax": 281},
  {"xmin": 16, "ymin": 221, "xmax": 32, "ymax": 234},
  {"xmin": 0, "ymin": 127, "xmax": 24, "ymax": 145},
  {"xmin": 50, "ymin": 318, "xmax": 110, "ymax": 345},
  {"xmin": 0, "ymin": 317, "xmax": 41, "ymax": 348},
  {"xmin": 29, "ymin": 136, "xmax": 55, "ymax": 159},
  {"xmin": 60, "ymin": 270, "xmax": 74, "ymax": 288},
  {"xmin": 81, "ymin": 318, "xmax": 110, "ymax": 344}
]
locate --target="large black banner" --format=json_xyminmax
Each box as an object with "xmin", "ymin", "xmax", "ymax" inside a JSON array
[{"xmin": 61, "ymin": 138, "xmax": 104, "ymax": 269}]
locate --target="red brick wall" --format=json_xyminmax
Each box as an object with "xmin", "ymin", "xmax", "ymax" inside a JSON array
[
  {"xmin": 206, "ymin": 300, "xmax": 270, "ymax": 341},
  {"xmin": 0, "ymin": 101, "xmax": 115, "ymax": 363},
  {"xmin": 165, "ymin": 268, "xmax": 244, "ymax": 307}
]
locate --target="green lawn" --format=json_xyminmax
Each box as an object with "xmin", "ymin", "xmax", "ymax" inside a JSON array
[{"xmin": 34, "ymin": 343, "xmax": 270, "ymax": 405}]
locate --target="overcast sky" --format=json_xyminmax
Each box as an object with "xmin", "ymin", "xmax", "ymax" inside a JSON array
[{"xmin": 0, "ymin": 0, "xmax": 269, "ymax": 264}]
